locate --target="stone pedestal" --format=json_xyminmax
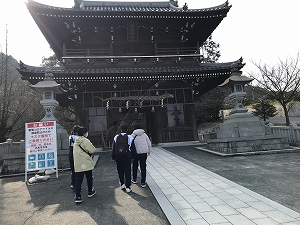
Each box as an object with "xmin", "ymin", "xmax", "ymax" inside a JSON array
[
  {"xmin": 207, "ymin": 135, "xmax": 289, "ymax": 154},
  {"xmin": 206, "ymin": 69, "xmax": 290, "ymax": 155},
  {"xmin": 207, "ymin": 107, "xmax": 289, "ymax": 154},
  {"xmin": 216, "ymin": 113, "xmax": 265, "ymax": 139}
]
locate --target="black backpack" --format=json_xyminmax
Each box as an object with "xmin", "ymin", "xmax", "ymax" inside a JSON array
[{"xmin": 115, "ymin": 134, "xmax": 129, "ymax": 157}]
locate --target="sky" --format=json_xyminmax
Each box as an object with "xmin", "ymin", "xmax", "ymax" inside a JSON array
[{"xmin": 0, "ymin": 0, "xmax": 300, "ymax": 74}]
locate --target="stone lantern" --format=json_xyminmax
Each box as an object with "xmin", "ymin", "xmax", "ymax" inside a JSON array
[
  {"xmin": 215, "ymin": 69, "xmax": 265, "ymax": 139},
  {"xmin": 30, "ymin": 67, "xmax": 65, "ymax": 122},
  {"xmin": 206, "ymin": 68, "xmax": 289, "ymax": 154},
  {"xmin": 29, "ymin": 67, "xmax": 69, "ymax": 169},
  {"xmin": 219, "ymin": 69, "xmax": 253, "ymax": 117}
]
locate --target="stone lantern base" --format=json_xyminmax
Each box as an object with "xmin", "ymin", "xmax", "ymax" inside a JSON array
[
  {"xmin": 207, "ymin": 135, "xmax": 289, "ymax": 154},
  {"xmin": 206, "ymin": 114, "xmax": 290, "ymax": 154},
  {"xmin": 216, "ymin": 113, "xmax": 265, "ymax": 139},
  {"xmin": 55, "ymin": 123, "xmax": 70, "ymax": 169}
]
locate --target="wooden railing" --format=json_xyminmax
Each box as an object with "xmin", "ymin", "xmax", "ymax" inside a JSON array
[
  {"xmin": 65, "ymin": 48, "xmax": 111, "ymax": 56},
  {"xmin": 88, "ymin": 131, "xmax": 108, "ymax": 148},
  {"xmin": 62, "ymin": 43, "xmax": 200, "ymax": 57},
  {"xmin": 161, "ymin": 127, "xmax": 194, "ymax": 143},
  {"xmin": 156, "ymin": 47, "xmax": 198, "ymax": 55}
]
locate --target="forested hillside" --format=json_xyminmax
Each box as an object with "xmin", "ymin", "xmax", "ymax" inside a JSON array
[{"xmin": 0, "ymin": 53, "xmax": 43, "ymax": 141}]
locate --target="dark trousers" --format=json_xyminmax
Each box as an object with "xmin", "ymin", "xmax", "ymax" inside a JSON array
[
  {"xmin": 116, "ymin": 159, "xmax": 132, "ymax": 188},
  {"xmin": 69, "ymin": 147, "xmax": 75, "ymax": 186},
  {"xmin": 75, "ymin": 170, "xmax": 94, "ymax": 198},
  {"xmin": 132, "ymin": 153, "xmax": 147, "ymax": 184}
]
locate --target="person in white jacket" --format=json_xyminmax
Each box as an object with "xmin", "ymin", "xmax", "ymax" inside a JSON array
[
  {"xmin": 73, "ymin": 127, "xmax": 96, "ymax": 203},
  {"xmin": 131, "ymin": 123, "xmax": 151, "ymax": 187}
]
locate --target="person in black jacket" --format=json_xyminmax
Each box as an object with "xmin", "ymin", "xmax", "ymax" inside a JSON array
[{"xmin": 111, "ymin": 124, "xmax": 137, "ymax": 193}]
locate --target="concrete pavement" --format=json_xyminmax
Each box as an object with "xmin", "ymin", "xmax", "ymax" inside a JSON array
[
  {"xmin": 162, "ymin": 143, "xmax": 300, "ymax": 214},
  {"xmin": 1, "ymin": 142, "xmax": 300, "ymax": 224},
  {"xmin": 149, "ymin": 143, "xmax": 300, "ymax": 224},
  {"xmin": 0, "ymin": 150, "xmax": 169, "ymax": 225}
]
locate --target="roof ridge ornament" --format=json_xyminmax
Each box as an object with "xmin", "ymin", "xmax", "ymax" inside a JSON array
[{"xmin": 183, "ymin": 2, "xmax": 188, "ymax": 10}]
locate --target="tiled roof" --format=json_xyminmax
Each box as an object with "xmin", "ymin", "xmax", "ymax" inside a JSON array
[
  {"xmin": 18, "ymin": 58, "xmax": 244, "ymax": 82},
  {"xmin": 27, "ymin": 0, "xmax": 230, "ymax": 13},
  {"xmin": 19, "ymin": 59, "xmax": 243, "ymax": 74},
  {"xmin": 80, "ymin": 2, "xmax": 230, "ymax": 13}
]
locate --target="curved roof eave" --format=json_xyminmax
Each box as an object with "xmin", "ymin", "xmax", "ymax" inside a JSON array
[
  {"xmin": 26, "ymin": 0, "xmax": 73, "ymax": 11},
  {"xmin": 26, "ymin": 0, "xmax": 231, "ymax": 13},
  {"xmin": 18, "ymin": 58, "xmax": 244, "ymax": 78}
]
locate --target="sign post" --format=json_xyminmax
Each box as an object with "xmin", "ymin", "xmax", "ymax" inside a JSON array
[{"xmin": 25, "ymin": 121, "xmax": 58, "ymax": 182}]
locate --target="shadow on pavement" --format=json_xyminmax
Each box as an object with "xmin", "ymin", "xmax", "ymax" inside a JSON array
[{"xmin": 0, "ymin": 151, "xmax": 170, "ymax": 225}]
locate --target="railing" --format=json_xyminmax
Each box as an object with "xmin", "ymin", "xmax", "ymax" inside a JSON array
[
  {"xmin": 156, "ymin": 47, "xmax": 198, "ymax": 55},
  {"xmin": 0, "ymin": 139, "xmax": 25, "ymax": 160},
  {"xmin": 63, "ymin": 45, "xmax": 200, "ymax": 58},
  {"xmin": 268, "ymin": 124, "xmax": 300, "ymax": 145},
  {"xmin": 65, "ymin": 48, "xmax": 111, "ymax": 56},
  {"xmin": 161, "ymin": 127, "xmax": 194, "ymax": 142},
  {"xmin": 198, "ymin": 124, "xmax": 300, "ymax": 146},
  {"xmin": 88, "ymin": 131, "xmax": 106, "ymax": 148},
  {"xmin": 198, "ymin": 132, "xmax": 217, "ymax": 143}
]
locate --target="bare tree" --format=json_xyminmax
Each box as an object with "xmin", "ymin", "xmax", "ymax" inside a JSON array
[
  {"xmin": 0, "ymin": 25, "xmax": 43, "ymax": 141},
  {"xmin": 6, "ymin": 79, "xmax": 43, "ymax": 140},
  {"xmin": 249, "ymin": 54, "xmax": 300, "ymax": 125},
  {"xmin": 0, "ymin": 52, "xmax": 43, "ymax": 141}
]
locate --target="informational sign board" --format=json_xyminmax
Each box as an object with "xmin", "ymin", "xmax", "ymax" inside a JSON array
[{"xmin": 25, "ymin": 121, "xmax": 58, "ymax": 181}]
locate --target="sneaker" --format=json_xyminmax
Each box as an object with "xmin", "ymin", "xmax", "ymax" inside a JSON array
[
  {"xmin": 125, "ymin": 187, "xmax": 132, "ymax": 193},
  {"xmin": 141, "ymin": 183, "xmax": 147, "ymax": 188},
  {"xmin": 120, "ymin": 184, "xmax": 126, "ymax": 190},
  {"xmin": 131, "ymin": 179, "xmax": 137, "ymax": 184},
  {"xmin": 88, "ymin": 190, "xmax": 96, "ymax": 198},
  {"xmin": 74, "ymin": 197, "xmax": 83, "ymax": 203}
]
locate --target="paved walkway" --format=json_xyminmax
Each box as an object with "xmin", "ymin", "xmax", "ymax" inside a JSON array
[
  {"xmin": 0, "ymin": 150, "xmax": 170, "ymax": 225},
  {"xmin": 146, "ymin": 146, "xmax": 300, "ymax": 225},
  {"xmin": 1, "ymin": 143, "xmax": 300, "ymax": 225}
]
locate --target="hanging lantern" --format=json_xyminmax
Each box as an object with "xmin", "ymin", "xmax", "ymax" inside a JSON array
[
  {"xmin": 151, "ymin": 106, "xmax": 155, "ymax": 112},
  {"xmin": 106, "ymin": 100, "xmax": 110, "ymax": 110}
]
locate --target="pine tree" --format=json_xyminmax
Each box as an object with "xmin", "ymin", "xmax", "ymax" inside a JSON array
[{"xmin": 252, "ymin": 100, "xmax": 277, "ymax": 122}]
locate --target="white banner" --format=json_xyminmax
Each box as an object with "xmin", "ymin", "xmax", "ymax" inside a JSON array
[{"xmin": 25, "ymin": 121, "xmax": 57, "ymax": 172}]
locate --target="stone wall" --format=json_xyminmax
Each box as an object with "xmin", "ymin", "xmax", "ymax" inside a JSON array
[
  {"xmin": 207, "ymin": 135, "xmax": 290, "ymax": 154},
  {"xmin": 1, "ymin": 149, "xmax": 70, "ymax": 175},
  {"xmin": 1, "ymin": 127, "xmax": 70, "ymax": 175}
]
